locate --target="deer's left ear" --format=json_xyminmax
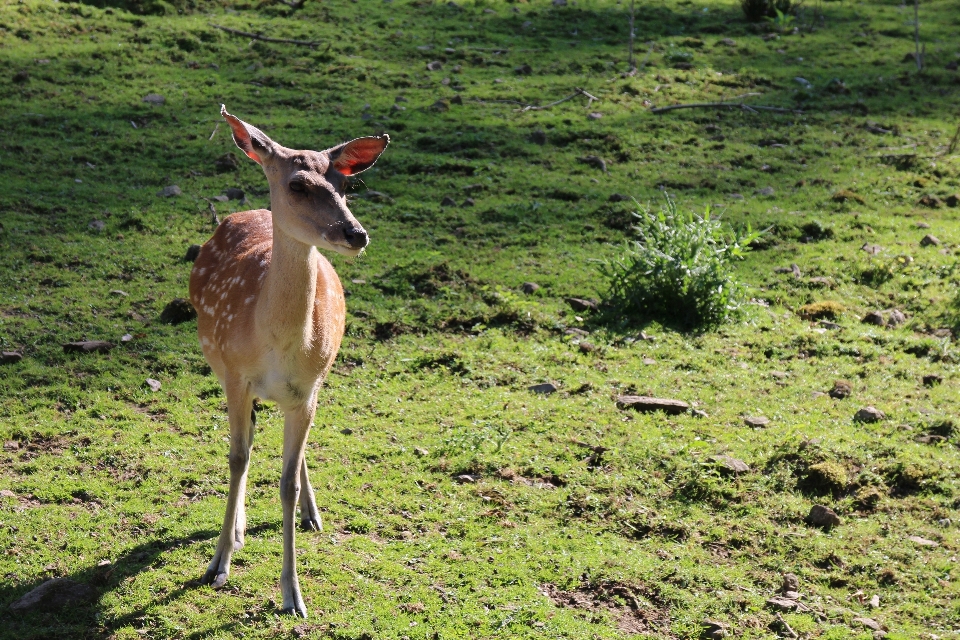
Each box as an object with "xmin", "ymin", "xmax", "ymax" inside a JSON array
[{"xmin": 330, "ymin": 135, "xmax": 390, "ymax": 176}]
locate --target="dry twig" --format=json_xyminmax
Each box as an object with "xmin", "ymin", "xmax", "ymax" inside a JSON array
[
  {"xmin": 650, "ymin": 93, "xmax": 801, "ymax": 115},
  {"xmin": 209, "ymin": 23, "xmax": 321, "ymax": 47},
  {"xmin": 775, "ymin": 613, "xmax": 799, "ymax": 638},
  {"xmin": 208, "ymin": 122, "xmax": 219, "ymax": 141},
  {"xmin": 516, "ymin": 87, "xmax": 600, "ymax": 112}
]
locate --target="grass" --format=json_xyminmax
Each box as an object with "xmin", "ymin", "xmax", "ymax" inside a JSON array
[{"xmin": 0, "ymin": 0, "xmax": 959, "ymax": 637}]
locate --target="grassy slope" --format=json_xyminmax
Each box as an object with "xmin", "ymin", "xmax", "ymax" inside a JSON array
[{"xmin": 0, "ymin": 0, "xmax": 959, "ymax": 638}]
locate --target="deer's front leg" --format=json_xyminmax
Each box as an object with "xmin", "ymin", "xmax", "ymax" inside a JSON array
[
  {"xmin": 299, "ymin": 456, "xmax": 322, "ymax": 532},
  {"xmin": 202, "ymin": 381, "xmax": 254, "ymax": 589},
  {"xmin": 279, "ymin": 404, "xmax": 314, "ymax": 618}
]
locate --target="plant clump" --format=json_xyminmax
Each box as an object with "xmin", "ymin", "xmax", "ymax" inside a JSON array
[
  {"xmin": 803, "ymin": 461, "xmax": 848, "ymax": 495},
  {"xmin": 600, "ymin": 195, "xmax": 762, "ymax": 330},
  {"xmin": 797, "ymin": 300, "xmax": 845, "ymax": 320},
  {"xmin": 740, "ymin": 0, "xmax": 794, "ymax": 22}
]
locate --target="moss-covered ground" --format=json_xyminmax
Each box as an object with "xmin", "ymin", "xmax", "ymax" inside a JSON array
[{"xmin": 1, "ymin": 0, "xmax": 959, "ymax": 637}]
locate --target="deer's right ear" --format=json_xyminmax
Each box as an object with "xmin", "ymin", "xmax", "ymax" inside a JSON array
[{"xmin": 221, "ymin": 105, "xmax": 275, "ymax": 164}]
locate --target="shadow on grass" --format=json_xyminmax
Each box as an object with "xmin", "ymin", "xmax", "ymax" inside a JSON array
[{"xmin": 0, "ymin": 523, "xmax": 279, "ymax": 640}]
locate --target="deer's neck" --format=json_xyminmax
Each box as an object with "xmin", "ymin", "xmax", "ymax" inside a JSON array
[{"xmin": 256, "ymin": 222, "xmax": 318, "ymax": 353}]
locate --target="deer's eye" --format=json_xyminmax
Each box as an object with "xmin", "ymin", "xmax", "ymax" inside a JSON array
[{"xmin": 289, "ymin": 181, "xmax": 307, "ymax": 194}]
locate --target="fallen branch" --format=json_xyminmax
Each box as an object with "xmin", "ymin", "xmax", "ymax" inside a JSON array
[
  {"xmin": 208, "ymin": 122, "xmax": 219, "ymax": 141},
  {"xmin": 209, "ymin": 23, "xmax": 321, "ymax": 47},
  {"xmin": 775, "ymin": 613, "xmax": 799, "ymax": 639},
  {"xmin": 516, "ymin": 87, "xmax": 600, "ymax": 112},
  {"xmin": 650, "ymin": 93, "xmax": 801, "ymax": 115}
]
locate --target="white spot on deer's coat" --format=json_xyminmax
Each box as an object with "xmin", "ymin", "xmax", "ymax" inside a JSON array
[
  {"xmin": 245, "ymin": 296, "xmax": 255, "ymax": 304},
  {"xmin": 198, "ymin": 267, "xmax": 207, "ymax": 276},
  {"xmin": 201, "ymin": 336, "xmax": 211, "ymax": 347},
  {"xmin": 228, "ymin": 314, "xmax": 234, "ymax": 322}
]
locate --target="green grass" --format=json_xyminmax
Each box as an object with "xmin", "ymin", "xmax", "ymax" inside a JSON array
[{"xmin": 1, "ymin": 0, "xmax": 959, "ymax": 637}]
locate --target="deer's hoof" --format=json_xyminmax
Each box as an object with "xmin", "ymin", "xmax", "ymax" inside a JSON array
[
  {"xmin": 300, "ymin": 517, "xmax": 322, "ymax": 532},
  {"xmin": 281, "ymin": 605, "xmax": 308, "ymax": 619},
  {"xmin": 201, "ymin": 569, "xmax": 229, "ymax": 589}
]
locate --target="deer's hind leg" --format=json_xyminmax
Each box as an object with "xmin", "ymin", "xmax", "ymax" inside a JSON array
[
  {"xmin": 298, "ymin": 456, "xmax": 322, "ymax": 532},
  {"xmin": 202, "ymin": 378, "xmax": 255, "ymax": 589}
]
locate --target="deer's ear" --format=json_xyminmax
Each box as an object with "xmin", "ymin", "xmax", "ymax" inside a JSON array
[
  {"xmin": 221, "ymin": 104, "xmax": 275, "ymax": 164},
  {"xmin": 330, "ymin": 135, "xmax": 390, "ymax": 176}
]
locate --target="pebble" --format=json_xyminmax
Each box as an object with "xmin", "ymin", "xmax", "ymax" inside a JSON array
[
  {"xmin": 145, "ymin": 378, "xmax": 161, "ymax": 392},
  {"xmin": 440, "ymin": 196, "xmax": 457, "ymax": 207},
  {"xmin": 854, "ymin": 406, "xmax": 885, "ymax": 423},
  {"xmin": 521, "ymin": 282, "xmax": 539, "ymax": 294},
  {"xmin": 744, "ymin": 416, "xmax": 769, "ymax": 428},
  {"xmin": 808, "ymin": 504, "xmax": 842, "ymax": 528},
  {"xmin": 566, "ymin": 297, "xmax": 597, "ymax": 312},
  {"xmin": 919, "ymin": 234, "xmax": 941, "ymax": 247},
  {"xmin": 829, "ymin": 380, "xmax": 852, "ymax": 399},
  {"xmin": 756, "ymin": 186, "xmax": 775, "ymax": 196},
  {"xmin": 528, "ymin": 382, "xmax": 557, "ymax": 395},
  {"xmin": 426, "ymin": 61, "xmax": 443, "ymax": 71},
  {"xmin": 157, "ymin": 185, "xmax": 181, "ymax": 197},
  {"xmin": 710, "ymin": 455, "xmax": 750, "ymax": 474},
  {"xmin": 907, "ymin": 535, "xmax": 939, "ymax": 547},
  {"xmin": 142, "ymin": 93, "xmax": 165, "ymax": 105},
  {"xmin": 89, "ymin": 219, "xmax": 106, "ymax": 232},
  {"xmin": 616, "ymin": 395, "xmax": 689, "ymax": 415},
  {"xmin": 1, "ymin": 352, "xmax": 23, "ymax": 365},
  {"xmin": 587, "ymin": 112, "xmax": 603, "ymax": 120}
]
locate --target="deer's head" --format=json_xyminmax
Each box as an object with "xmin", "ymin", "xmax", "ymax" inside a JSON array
[{"xmin": 221, "ymin": 105, "xmax": 388, "ymax": 257}]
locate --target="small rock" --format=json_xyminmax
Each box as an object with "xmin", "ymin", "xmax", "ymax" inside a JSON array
[
  {"xmin": 916, "ymin": 221, "xmax": 931, "ymax": 229},
  {"xmin": 142, "ymin": 93, "xmax": 165, "ymax": 105},
  {"xmin": 710, "ymin": 455, "xmax": 750, "ymax": 474},
  {"xmin": 121, "ymin": 334, "xmax": 133, "ymax": 343},
  {"xmin": 461, "ymin": 198, "xmax": 475, "ymax": 207},
  {"xmin": 919, "ymin": 234, "xmax": 941, "ymax": 247},
  {"xmin": 214, "ymin": 152, "xmax": 239, "ymax": 172},
  {"xmin": 642, "ymin": 358, "xmax": 656, "ymax": 365},
  {"xmin": 616, "ymin": 396, "xmax": 689, "ymax": 415},
  {"xmin": 13, "ymin": 70, "xmax": 29, "ymax": 83},
  {"xmin": 2, "ymin": 441, "xmax": 18, "ymax": 451},
  {"xmin": 413, "ymin": 447, "xmax": 429, "ymax": 457},
  {"xmin": 907, "ymin": 535, "xmax": 939, "ymax": 547},
  {"xmin": 529, "ymin": 130, "xmax": 547, "ymax": 145},
  {"xmin": 157, "ymin": 185, "xmax": 181, "ymax": 197},
  {"xmin": 608, "ymin": 193, "xmax": 630, "ymax": 202},
  {"xmin": 145, "ymin": 378, "xmax": 161, "ymax": 392},
  {"xmin": 514, "ymin": 63, "xmax": 532, "ymax": 75},
  {"xmin": 521, "ymin": 282, "xmax": 540, "ymax": 294},
  {"xmin": 700, "ymin": 619, "xmax": 728, "ymax": 639},
  {"xmin": 854, "ymin": 406, "xmax": 885, "ymax": 423},
  {"xmin": 918, "ymin": 194, "xmax": 942, "ymax": 208},
  {"xmin": 211, "ymin": 195, "xmax": 229, "ymax": 202},
  {"xmin": 586, "ymin": 112, "xmax": 603, "ymax": 120},
  {"xmin": 808, "ymin": 504, "xmax": 842, "ymax": 528},
  {"xmin": 9, "ymin": 578, "xmax": 96, "ymax": 612},
  {"xmin": 0, "ymin": 488, "xmax": 16, "ymax": 497},
  {"xmin": 449, "ymin": 94, "xmax": 463, "ymax": 105},
  {"xmin": 359, "ymin": 190, "xmax": 394, "ymax": 204},
  {"xmin": 340, "ymin": 427, "xmax": 353, "ymax": 435},
  {"xmin": 691, "ymin": 409, "xmax": 709, "ymax": 418},
  {"xmin": 528, "ymin": 383, "xmax": 557, "ymax": 395},
  {"xmin": 88, "ymin": 219, "xmax": 106, "ymax": 232},
  {"xmin": 829, "ymin": 380, "xmax": 852, "ymax": 399},
  {"xmin": 862, "ymin": 311, "xmax": 885, "ymax": 326},
  {"xmin": 820, "ymin": 321, "xmax": 841, "ymax": 330},
  {"xmin": 771, "ymin": 371, "xmax": 789, "ymax": 380},
  {"xmin": 454, "ymin": 474, "xmax": 476, "ymax": 484},
  {"xmin": 886, "ymin": 309, "xmax": 906, "ymax": 327},
  {"xmin": 426, "ymin": 60, "xmax": 443, "ymax": 71},
  {"xmin": 937, "ymin": 518, "xmax": 952, "ymax": 527},
  {"xmin": 728, "ymin": 193, "xmax": 744, "ymax": 200},
  {"xmin": 781, "ymin": 573, "xmax": 800, "ymax": 594},
  {"xmin": 744, "ymin": 416, "xmax": 769, "ymax": 428},
  {"xmin": 1, "ymin": 351, "xmax": 23, "ymax": 365},
  {"xmin": 185, "ymin": 244, "xmax": 202, "ymax": 262},
  {"xmin": 717, "ymin": 38, "xmax": 736, "ymax": 47},
  {"xmin": 922, "ymin": 374, "xmax": 942, "ymax": 387},
  {"xmin": 793, "ymin": 77, "xmax": 812, "ymax": 88},
  {"xmin": 946, "ymin": 194, "xmax": 960, "ymax": 207},
  {"xmin": 224, "ymin": 187, "xmax": 244, "ymax": 200},
  {"xmin": 853, "ymin": 617, "xmax": 882, "ymax": 632},
  {"xmin": 869, "ymin": 594, "xmax": 880, "ymax": 609},
  {"xmin": 756, "ymin": 186, "xmax": 775, "ymax": 196},
  {"xmin": 566, "ymin": 297, "xmax": 597, "ymax": 312},
  {"xmin": 430, "ymin": 99, "xmax": 450, "ymax": 112},
  {"xmin": 577, "ymin": 155, "xmax": 607, "ymax": 172},
  {"xmin": 440, "ymin": 196, "xmax": 457, "ymax": 207},
  {"xmin": 578, "ymin": 341, "xmax": 595, "ymax": 353},
  {"xmin": 766, "ymin": 596, "xmax": 798, "ymax": 611},
  {"xmin": 861, "ymin": 243, "xmax": 882, "ymax": 254},
  {"xmin": 160, "ymin": 298, "xmax": 197, "ymax": 325},
  {"xmin": 63, "ymin": 341, "xmax": 114, "ymax": 354},
  {"xmin": 110, "ymin": 289, "xmax": 128, "ymax": 297}
]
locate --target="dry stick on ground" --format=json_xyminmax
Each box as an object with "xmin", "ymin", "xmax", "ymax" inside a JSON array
[
  {"xmin": 650, "ymin": 93, "xmax": 801, "ymax": 115},
  {"xmin": 208, "ymin": 122, "xmax": 219, "ymax": 141},
  {"xmin": 516, "ymin": 87, "xmax": 600, "ymax": 112},
  {"xmin": 775, "ymin": 613, "xmax": 799, "ymax": 639},
  {"xmin": 209, "ymin": 23, "xmax": 321, "ymax": 47}
]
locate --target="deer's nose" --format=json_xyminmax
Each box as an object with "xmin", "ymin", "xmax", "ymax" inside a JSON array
[{"xmin": 343, "ymin": 226, "xmax": 368, "ymax": 249}]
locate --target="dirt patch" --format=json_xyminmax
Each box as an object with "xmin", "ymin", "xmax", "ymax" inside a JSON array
[
  {"xmin": 14, "ymin": 432, "xmax": 84, "ymax": 460},
  {"xmin": 539, "ymin": 578, "xmax": 671, "ymax": 636}
]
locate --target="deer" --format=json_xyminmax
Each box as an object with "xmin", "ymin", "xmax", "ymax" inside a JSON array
[{"xmin": 188, "ymin": 105, "xmax": 389, "ymax": 618}]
